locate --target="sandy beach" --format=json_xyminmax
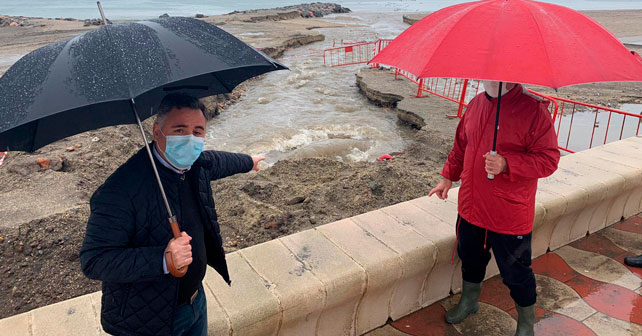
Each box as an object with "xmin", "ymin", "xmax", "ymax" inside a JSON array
[{"xmin": 0, "ymin": 4, "xmax": 641, "ymax": 319}]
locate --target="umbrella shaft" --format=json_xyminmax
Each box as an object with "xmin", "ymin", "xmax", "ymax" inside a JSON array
[
  {"xmin": 491, "ymin": 82, "xmax": 503, "ymax": 151},
  {"xmin": 97, "ymin": 2, "xmax": 107, "ymax": 25},
  {"xmin": 130, "ymin": 99, "xmax": 175, "ymax": 223}
]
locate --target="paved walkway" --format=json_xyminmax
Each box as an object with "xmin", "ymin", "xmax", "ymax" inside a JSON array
[{"xmin": 367, "ymin": 215, "xmax": 642, "ymax": 336}]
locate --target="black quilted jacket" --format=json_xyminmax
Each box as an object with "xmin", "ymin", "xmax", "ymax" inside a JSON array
[{"xmin": 80, "ymin": 144, "xmax": 253, "ymax": 336}]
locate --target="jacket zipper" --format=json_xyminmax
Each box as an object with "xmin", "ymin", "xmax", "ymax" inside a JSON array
[{"xmin": 469, "ymin": 101, "xmax": 494, "ymax": 223}]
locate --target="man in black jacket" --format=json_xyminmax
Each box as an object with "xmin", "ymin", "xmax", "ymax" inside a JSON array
[{"xmin": 80, "ymin": 93, "xmax": 264, "ymax": 336}]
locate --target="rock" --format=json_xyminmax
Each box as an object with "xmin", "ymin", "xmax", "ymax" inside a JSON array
[
  {"xmin": 159, "ymin": 13, "xmax": 170, "ymax": 19},
  {"xmin": 65, "ymin": 146, "xmax": 75, "ymax": 152},
  {"xmin": 91, "ymin": 136, "xmax": 100, "ymax": 142},
  {"xmin": 309, "ymin": 216, "xmax": 317, "ymax": 225},
  {"xmin": 33, "ymin": 263, "xmax": 42, "ymax": 275},
  {"xmin": 36, "ymin": 158, "xmax": 50, "ymax": 169},
  {"xmin": 195, "ymin": 14, "xmax": 206, "ymax": 18},
  {"xmin": 9, "ymin": 22, "xmax": 19, "ymax": 27},
  {"xmin": 84, "ymin": 19, "xmax": 91, "ymax": 26},
  {"xmin": 0, "ymin": 237, "xmax": 4, "ymax": 244},
  {"xmin": 64, "ymin": 18, "xmax": 74, "ymax": 21},
  {"xmin": 50, "ymin": 157, "xmax": 64, "ymax": 171},
  {"xmin": 285, "ymin": 196, "xmax": 306, "ymax": 205}
]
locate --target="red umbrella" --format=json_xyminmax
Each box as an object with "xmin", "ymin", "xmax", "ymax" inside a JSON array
[
  {"xmin": 370, "ymin": 0, "xmax": 642, "ymax": 179},
  {"xmin": 370, "ymin": 0, "xmax": 642, "ymax": 89}
]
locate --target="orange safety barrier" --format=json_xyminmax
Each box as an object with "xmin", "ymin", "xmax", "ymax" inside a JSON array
[
  {"xmin": 392, "ymin": 69, "xmax": 482, "ymax": 118},
  {"xmin": 323, "ymin": 41, "xmax": 377, "ymax": 67},
  {"xmin": 0, "ymin": 151, "xmax": 7, "ymax": 167},
  {"xmin": 323, "ymin": 38, "xmax": 641, "ymax": 154},
  {"xmin": 546, "ymin": 97, "xmax": 641, "ymax": 153},
  {"xmin": 323, "ymin": 38, "xmax": 393, "ymax": 68}
]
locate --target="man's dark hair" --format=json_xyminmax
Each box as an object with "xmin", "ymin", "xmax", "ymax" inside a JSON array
[{"xmin": 155, "ymin": 93, "xmax": 207, "ymax": 126}]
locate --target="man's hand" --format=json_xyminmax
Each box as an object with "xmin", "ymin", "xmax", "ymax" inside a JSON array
[
  {"xmin": 429, "ymin": 178, "xmax": 453, "ymax": 200},
  {"xmin": 483, "ymin": 152, "xmax": 507, "ymax": 175},
  {"xmin": 166, "ymin": 232, "xmax": 192, "ymax": 270},
  {"xmin": 252, "ymin": 156, "xmax": 266, "ymax": 171}
]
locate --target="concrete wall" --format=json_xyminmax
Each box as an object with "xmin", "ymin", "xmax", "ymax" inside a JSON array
[{"xmin": 2, "ymin": 136, "xmax": 641, "ymax": 335}]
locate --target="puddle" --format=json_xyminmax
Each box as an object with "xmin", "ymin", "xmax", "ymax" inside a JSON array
[{"xmin": 555, "ymin": 103, "xmax": 642, "ymax": 153}]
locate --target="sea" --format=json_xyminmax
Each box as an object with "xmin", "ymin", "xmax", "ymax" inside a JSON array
[{"xmin": 2, "ymin": 0, "xmax": 642, "ymax": 20}]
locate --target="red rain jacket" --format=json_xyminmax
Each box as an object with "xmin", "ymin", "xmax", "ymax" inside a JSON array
[{"xmin": 441, "ymin": 84, "xmax": 560, "ymax": 235}]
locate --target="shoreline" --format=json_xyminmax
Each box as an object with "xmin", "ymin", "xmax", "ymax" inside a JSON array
[{"xmin": 0, "ymin": 2, "xmax": 350, "ymax": 22}]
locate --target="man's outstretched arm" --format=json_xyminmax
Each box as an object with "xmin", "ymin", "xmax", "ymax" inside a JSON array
[{"xmin": 201, "ymin": 150, "xmax": 264, "ymax": 180}]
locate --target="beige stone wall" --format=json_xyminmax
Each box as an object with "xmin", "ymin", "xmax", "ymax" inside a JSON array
[{"xmin": 2, "ymin": 136, "xmax": 640, "ymax": 335}]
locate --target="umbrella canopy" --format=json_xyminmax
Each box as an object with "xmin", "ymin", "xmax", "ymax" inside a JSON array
[
  {"xmin": 370, "ymin": 0, "xmax": 642, "ymax": 88},
  {"xmin": 0, "ymin": 17, "xmax": 286, "ymax": 152}
]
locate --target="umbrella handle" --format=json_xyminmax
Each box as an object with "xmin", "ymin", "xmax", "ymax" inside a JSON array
[
  {"xmin": 487, "ymin": 150, "xmax": 497, "ymax": 180},
  {"xmin": 166, "ymin": 219, "xmax": 188, "ymax": 278}
]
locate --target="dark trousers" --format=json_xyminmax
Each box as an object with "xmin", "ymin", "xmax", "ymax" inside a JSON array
[
  {"xmin": 457, "ymin": 216, "xmax": 537, "ymax": 307},
  {"xmin": 172, "ymin": 285, "xmax": 207, "ymax": 336}
]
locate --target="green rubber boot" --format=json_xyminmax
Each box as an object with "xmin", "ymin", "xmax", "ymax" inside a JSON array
[
  {"xmin": 514, "ymin": 303, "xmax": 535, "ymax": 336},
  {"xmin": 445, "ymin": 281, "xmax": 482, "ymax": 324}
]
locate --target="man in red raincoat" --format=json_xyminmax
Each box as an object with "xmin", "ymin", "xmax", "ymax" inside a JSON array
[{"xmin": 430, "ymin": 81, "xmax": 560, "ymax": 336}]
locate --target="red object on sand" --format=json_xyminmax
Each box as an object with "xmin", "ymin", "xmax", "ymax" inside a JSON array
[
  {"xmin": 370, "ymin": 0, "xmax": 642, "ymax": 89},
  {"xmin": 36, "ymin": 157, "xmax": 50, "ymax": 169},
  {"xmin": 378, "ymin": 154, "xmax": 393, "ymax": 161}
]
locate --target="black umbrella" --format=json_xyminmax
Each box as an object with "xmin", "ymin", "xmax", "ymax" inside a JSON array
[
  {"xmin": 0, "ymin": 17, "xmax": 285, "ymax": 151},
  {"xmin": 0, "ymin": 17, "xmax": 286, "ymax": 277}
]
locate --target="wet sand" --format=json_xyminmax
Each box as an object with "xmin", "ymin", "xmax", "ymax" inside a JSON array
[{"xmin": 0, "ymin": 7, "xmax": 641, "ymax": 319}]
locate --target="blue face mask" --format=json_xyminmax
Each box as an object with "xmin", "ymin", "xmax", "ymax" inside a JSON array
[{"xmin": 162, "ymin": 133, "xmax": 204, "ymax": 169}]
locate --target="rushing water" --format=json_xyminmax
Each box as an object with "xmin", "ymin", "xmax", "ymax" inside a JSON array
[
  {"xmin": 2, "ymin": 1, "xmax": 642, "ymax": 20},
  {"xmin": 204, "ymin": 12, "xmax": 414, "ymax": 164}
]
